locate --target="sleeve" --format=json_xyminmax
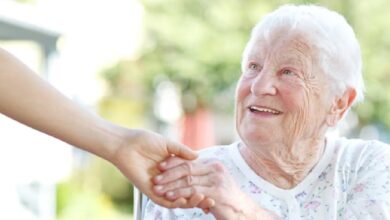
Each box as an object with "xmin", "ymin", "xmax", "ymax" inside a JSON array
[
  {"xmin": 343, "ymin": 141, "xmax": 390, "ymax": 220},
  {"xmin": 142, "ymin": 199, "xmax": 215, "ymax": 220}
]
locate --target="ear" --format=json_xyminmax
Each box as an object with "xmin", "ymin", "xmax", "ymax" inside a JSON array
[{"xmin": 326, "ymin": 88, "xmax": 356, "ymax": 126}]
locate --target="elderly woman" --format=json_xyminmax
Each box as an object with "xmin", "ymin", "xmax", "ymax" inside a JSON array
[{"xmin": 145, "ymin": 4, "xmax": 390, "ymax": 219}]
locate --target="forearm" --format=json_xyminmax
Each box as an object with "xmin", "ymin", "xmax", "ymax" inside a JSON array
[{"xmin": 0, "ymin": 48, "xmax": 122, "ymax": 160}]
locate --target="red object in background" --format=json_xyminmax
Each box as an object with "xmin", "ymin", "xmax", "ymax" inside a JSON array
[{"xmin": 179, "ymin": 108, "xmax": 215, "ymax": 150}]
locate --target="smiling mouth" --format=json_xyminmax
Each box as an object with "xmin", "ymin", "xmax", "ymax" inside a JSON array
[{"xmin": 248, "ymin": 105, "xmax": 282, "ymax": 115}]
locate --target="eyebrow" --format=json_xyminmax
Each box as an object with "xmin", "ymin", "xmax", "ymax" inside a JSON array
[
  {"xmin": 247, "ymin": 41, "xmax": 312, "ymax": 69},
  {"xmin": 281, "ymin": 57, "xmax": 304, "ymax": 66},
  {"xmin": 275, "ymin": 54, "xmax": 309, "ymax": 77}
]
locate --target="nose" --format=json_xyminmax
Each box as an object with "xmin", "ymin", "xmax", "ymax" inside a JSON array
[{"xmin": 250, "ymin": 70, "xmax": 277, "ymax": 96}]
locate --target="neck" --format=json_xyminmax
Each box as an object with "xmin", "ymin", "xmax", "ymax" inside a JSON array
[{"xmin": 240, "ymin": 137, "xmax": 326, "ymax": 189}]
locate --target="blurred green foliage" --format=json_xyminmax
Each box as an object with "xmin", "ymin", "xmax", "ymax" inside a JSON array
[
  {"xmin": 14, "ymin": 0, "xmax": 37, "ymax": 4},
  {"xmin": 101, "ymin": 0, "xmax": 389, "ymax": 129},
  {"xmin": 102, "ymin": 0, "xmax": 274, "ymax": 114},
  {"xmin": 99, "ymin": 60, "xmax": 148, "ymax": 127},
  {"xmin": 59, "ymin": 0, "xmax": 389, "ymax": 218},
  {"xmin": 353, "ymin": 0, "xmax": 390, "ymax": 129},
  {"xmin": 56, "ymin": 158, "xmax": 133, "ymax": 220},
  {"xmin": 137, "ymin": 0, "xmax": 258, "ymax": 112}
]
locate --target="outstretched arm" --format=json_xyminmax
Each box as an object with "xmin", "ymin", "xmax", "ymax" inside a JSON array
[
  {"xmin": 0, "ymin": 47, "xmax": 197, "ymax": 207},
  {"xmin": 0, "ymin": 48, "xmax": 120, "ymax": 159}
]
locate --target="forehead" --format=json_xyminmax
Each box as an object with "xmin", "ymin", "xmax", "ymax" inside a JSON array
[{"xmin": 248, "ymin": 28, "xmax": 317, "ymax": 62}]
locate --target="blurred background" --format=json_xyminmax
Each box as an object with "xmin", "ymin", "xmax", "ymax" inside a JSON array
[{"xmin": 0, "ymin": 0, "xmax": 389, "ymax": 219}]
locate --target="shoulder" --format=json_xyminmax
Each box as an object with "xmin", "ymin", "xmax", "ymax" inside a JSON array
[
  {"xmin": 197, "ymin": 143, "xmax": 237, "ymax": 160},
  {"xmin": 330, "ymin": 137, "xmax": 390, "ymax": 193},
  {"xmin": 331, "ymin": 137, "xmax": 390, "ymax": 165},
  {"xmin": 330, "ymin": 138, "xmax": 390, "ymax": 216},
  {"xmin": 196, "ymin": 143, "xmax": 240, "ymax": 171}
]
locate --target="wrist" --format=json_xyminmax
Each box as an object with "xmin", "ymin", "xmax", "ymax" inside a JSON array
[
  {"xmin": 232, "ymin": 197, "xmax": 262, "ymax": 220},
  {"xmin": 91, "ymin": 119, "xmax": 128, "ymax": 162}
]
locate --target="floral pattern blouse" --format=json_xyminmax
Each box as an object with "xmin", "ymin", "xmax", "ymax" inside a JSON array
[{"xmin": 143, "ymin": 136, "xmax": 390, "ymax": 219}]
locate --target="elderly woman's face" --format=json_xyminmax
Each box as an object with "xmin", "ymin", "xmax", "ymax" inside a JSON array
[{"xmin": 236, "ymin": 29, "xmax": 333, "ymax": 146}]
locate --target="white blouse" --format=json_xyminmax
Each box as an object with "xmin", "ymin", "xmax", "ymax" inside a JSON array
[{"xmin": 143, "ymin": 137, "xmax": 390, "ymax": 219}]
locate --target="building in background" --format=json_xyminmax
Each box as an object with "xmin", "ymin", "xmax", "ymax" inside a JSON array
[
  {"xmin": 0, "ymin": 3, "xmax": 65, "ymax": 220},
  {"xmin": 0, "ymin": 0, "xmax": 144, "ymax": 219}
]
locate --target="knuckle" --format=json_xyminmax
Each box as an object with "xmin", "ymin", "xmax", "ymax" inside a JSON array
[
  {"xmin": 171, "ymin": 179, "xmax": 183, "ymax": 189},
  {"xmin": 182, "ymin": 162, "xmax": 193, "ymax": 174},
  {"xmin": 169, "ymin": 156, "xmax": 185, "ymax": 165},
  {"xmin": 211, "ymin": 161, "xmax": 225, "ymax": 172},
  {"xmin": 190, "ymin": 186, "xmax": 197, "ymax": 194},
  {"xmin": 165, "ymin": 156, "xmax": 177, "ymax": 165},
  {"xmin": 186, "ymin": 175, "xmax": 193, "ymax": 186}
]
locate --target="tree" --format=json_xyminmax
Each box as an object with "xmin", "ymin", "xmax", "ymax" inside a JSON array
[{"xmin": 100, "ymin": 0, "xmax": 390, "ymax": 134}]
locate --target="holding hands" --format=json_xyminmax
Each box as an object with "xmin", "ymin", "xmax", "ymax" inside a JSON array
[
  {"xmin": 108, "ymin": 128, "xmax": 200, "ymax": 208},
  {"xmin": 152, "ymin": 156, "xmax": 279, "ymax": 219}
]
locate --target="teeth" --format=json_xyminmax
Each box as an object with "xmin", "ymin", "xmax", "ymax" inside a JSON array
[{"xmin": 249, "ymin": 106, "xmax": 281, "ymax": 114}]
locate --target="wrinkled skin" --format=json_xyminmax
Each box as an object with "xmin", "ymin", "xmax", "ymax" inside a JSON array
[
  {"xmin": 153, "ymin": 156, "xmax": 279, "ymax": 219},
  {"xmin": 236, "ymin": 28, "xmax": 334, "ymax": 188},
  {"xmin": 235, "ymin": 27, "xmax": 355, "ymax": 189},
  {"xmin": 153, "ymin": 26, "xmax": 356, "ymax": 217}
]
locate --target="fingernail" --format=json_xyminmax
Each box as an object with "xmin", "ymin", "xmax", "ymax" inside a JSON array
[
  {"xmin": 166, "ymin": 191, "xmax": 174, "ymax": 198},
  {"xmin": 154, "ymin": 185, "xmax": 163, "ymax": 192},
  {"xmin": 155, "ymin": 175, "xmax": 163, "ymax": 182}
]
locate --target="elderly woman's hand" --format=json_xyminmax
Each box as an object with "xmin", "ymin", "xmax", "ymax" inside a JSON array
[{"xmin": 153, "ymin": 156, "xmax": 280, "ymax": 220}]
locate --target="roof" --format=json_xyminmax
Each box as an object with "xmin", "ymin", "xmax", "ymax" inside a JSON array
[{"xmin": 0, "ymin": 15, "xmax": 60, "ymax": 53}]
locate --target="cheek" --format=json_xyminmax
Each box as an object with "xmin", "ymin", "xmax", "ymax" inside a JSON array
[
  {"xmin": 279, "ymin": 85, "xmax": 307, "ymax": 111},
  {"xmin": 281, "ymin": 86, "xmax": 313, "ymax": 129},
  {"xmin": 235, "ymin": 80, "xmax": 246, "ymax": 125},
  {"xmin": 280, "ymin": 87, "xmax": 314, "ymax": 141},
  {"xmin": 235, "ymin": 78, "xmax": 254, "ymax": 135},
  {"xmin": 235, "ymin": 78, "xmax": 251, "ymax": 103}
]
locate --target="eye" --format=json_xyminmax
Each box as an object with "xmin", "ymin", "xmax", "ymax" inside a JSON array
[
  {"xmin": 280, "ymin": 68, "xmax": 302, "ymax": 79},
  {"xmin": 249, "ymin": 63, "xmax": 258, "ymax": 70},
  {"xmin": 243, "ymin": 62, "xmax": 261, "ymax": 77},
  {"xmin": 247, "ymin": 62, "xmax": 262, "ymax": 72},
  {"xmin": 282, "ymin": 69, "xmax": 294, "ymax": 76}
]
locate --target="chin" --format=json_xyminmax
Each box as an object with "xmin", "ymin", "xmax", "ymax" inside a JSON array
[{"xmin": 239, "ymin": 128, "xmax": 274, "ymax": 145}]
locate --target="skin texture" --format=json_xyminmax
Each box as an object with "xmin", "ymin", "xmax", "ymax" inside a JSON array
[
  {"xmin": 236, "ymin": 28, "xmax": 355, "ymax": 189},
  {"xmin": 0, "ymin": 47, "xmax": 200, "ymax": 208},
  {"xmin": 153, "ymin": 26, "xmax": 357, "ymax": 218},
  {"xmin": 236, "ymin": 29, "xmax": 332, "ymax": 188},
  {"xmin": 154, "ymin": 156, "xmax": 279, "ymax": 219}
]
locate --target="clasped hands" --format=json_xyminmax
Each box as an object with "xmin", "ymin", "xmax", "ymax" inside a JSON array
[{"xmin": 152, "ymin": 156, "xmax": 251, "ymax": 218}]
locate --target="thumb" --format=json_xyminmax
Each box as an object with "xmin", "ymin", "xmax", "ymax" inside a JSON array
[{"xmin": 166, "ymin": 140, "xmax": 198, "ymax": 160}]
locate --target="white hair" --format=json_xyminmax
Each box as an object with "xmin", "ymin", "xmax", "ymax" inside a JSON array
[{"xmin": 242, "ymin": 4, "xmax": 364, "ymax": 104}]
